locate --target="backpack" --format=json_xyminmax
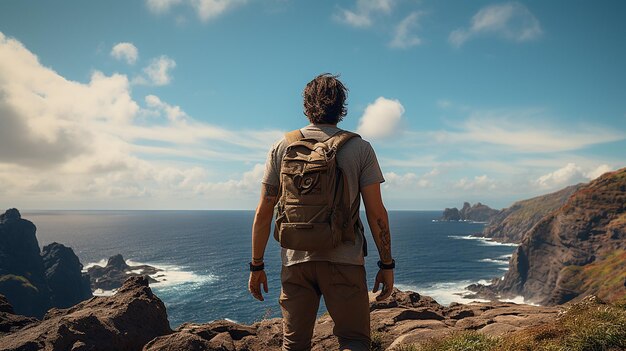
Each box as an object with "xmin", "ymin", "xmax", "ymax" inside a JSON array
[{"xmin": 273, "ymin": 129, "xmax": 361, "ymax": 251}]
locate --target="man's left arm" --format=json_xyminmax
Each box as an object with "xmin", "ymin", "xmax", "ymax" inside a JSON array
[{"xmin": 248, "ymin": 183, "xmax": 279, "ymax": 301}]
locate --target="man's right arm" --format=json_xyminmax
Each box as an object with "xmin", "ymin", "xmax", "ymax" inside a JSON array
[{"xmin": 361, "ymin": 182, "xmax": 394, "ymax": 301}]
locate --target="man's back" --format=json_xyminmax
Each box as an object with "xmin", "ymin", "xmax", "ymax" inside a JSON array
[{"xmin": 262, "ymin": 123, "xmax": 384, "ymax": 266}]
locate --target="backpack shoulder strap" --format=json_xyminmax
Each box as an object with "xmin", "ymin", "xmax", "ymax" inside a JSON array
[
  {"xmin": 326, "ymin": 131, "xmax": 360, "ymax": 150},
  {"xmin": 284, "ymin": 129, "xmax": 304, "ymax": 145}
]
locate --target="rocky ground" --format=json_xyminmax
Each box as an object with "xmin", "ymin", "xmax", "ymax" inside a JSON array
[{"xmin": 0, "ymin": 277, "xmax": 563, "ymax": 351}]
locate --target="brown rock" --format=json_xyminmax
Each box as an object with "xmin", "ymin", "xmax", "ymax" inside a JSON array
[
  {"xmin": 495, "ymin": 168, "xmax": 626, "ymax": 305},
  {"xmin": 0, "ymin": 276, "xmax": 171, "ymax": 351}
]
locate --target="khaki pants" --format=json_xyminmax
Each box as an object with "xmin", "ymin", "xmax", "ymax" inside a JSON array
[{"xmin": 279, "ymin": 261, "xmax": 370, "ymax": 351}]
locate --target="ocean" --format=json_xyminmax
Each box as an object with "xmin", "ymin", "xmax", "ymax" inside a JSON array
[{"xmin": 25, "ymin": 210, "xmax": 518, "ymax": 328}]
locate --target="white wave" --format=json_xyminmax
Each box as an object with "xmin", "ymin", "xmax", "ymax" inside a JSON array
[
  {"xmin": 93, "ymin": 288, "xmax": 116, "ymax": 296},
  {"xmin": 126, "ymin": 260, "xmax": 218, "ymax": 289},
  {"xmin": 499, "ymin": 295, "xmax": 540, "ymax": 306},
  {"xmin": 499, "ymin": 254, "xmax": 513, "ymax": 259},
  {"xmin": 395, "ymin": 280, "xmax": 492, "ymax": 306},
  {"xmin": 82, "ymin": 259, "xmax": 108, "ymax": 272},
  {"xmin": 478, "ymin": 258, "xmax": 509, "ymax": 265},
  {"xmin": 448, "ymin": 235, "xmax": 518, "ymax": 247},
  {"xmin": 83, "ymin": 258, "xmax": 219, "ymax": 294}
]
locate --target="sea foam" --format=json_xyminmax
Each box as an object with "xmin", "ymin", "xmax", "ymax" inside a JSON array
[
  {"xmin": 84, "ymin": 259, "xmax": 218, "ymax": 296},
  {"xmin": 448, "ymin": 235, "xmax": 519, "ymax": 247}
]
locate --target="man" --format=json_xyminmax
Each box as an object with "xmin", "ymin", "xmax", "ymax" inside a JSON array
[{"xmin": 248, "ymin": 73, "xmax": 394, "ymax": 351}]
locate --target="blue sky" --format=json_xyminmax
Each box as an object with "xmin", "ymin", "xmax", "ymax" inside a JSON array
[{"xmin": 0, "ymin": 0, "xmax": 624, "ymax": 210}]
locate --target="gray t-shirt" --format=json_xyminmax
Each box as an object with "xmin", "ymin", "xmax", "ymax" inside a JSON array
[{"xmin": 262, "ymin": 124, "xmax": 385, "ymax": 266}]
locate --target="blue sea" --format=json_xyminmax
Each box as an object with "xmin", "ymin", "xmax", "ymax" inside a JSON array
[{"xmin": 25, "ymin": 210, "xmax": 518, "ymax": 328}]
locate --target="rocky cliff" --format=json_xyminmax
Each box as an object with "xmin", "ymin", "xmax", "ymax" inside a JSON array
[
  {"xmin": 480, "ymin": 184, "xmax": 581, "ymax": 243},
  {"xmin": 0, "ymin": 209, "xmax": 51, "ymax": 317},
  {"xmin": 494, "ymin": 168, "xmax": 626, "ymax": 305},
  {"xmin": 0, "ymin": 278, "xmax": 562, "ymax": 351},
  {"xmin": 442, "ymin": 202, "xmax": 499, "ymax": 222},
  {"xmin": 41, "ymin": 242, "xmax": 92, "ymax": 308},
  {"xmin": 0, "ymin": 209, "xmax": 92, "ymax": 318}
]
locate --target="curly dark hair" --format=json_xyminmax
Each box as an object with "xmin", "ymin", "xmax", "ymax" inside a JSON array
[{"xmin": 302, "ymin": 73, "xmax": 348, "ymax": 125}]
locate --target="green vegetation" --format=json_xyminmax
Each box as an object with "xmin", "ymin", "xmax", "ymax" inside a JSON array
[
  {"xmin": 391, "ymin": 344, "xmax": 419, "ymax": 351},
  {"xmin": 560, "ymin": 250, "xmax": 626, "ymax": 303},
  {"xmin": 0, "ymin": 274, "xmax": 38, "ymax": 292},
  {"xmin": 402, "ymin": 332, "xmax": 499, "ymax": 351},
  {"xmin": 391, "ymin": 300, "xmax": 626, "ymax": 351},
  {"xmin": 371, "ymin": 331, "xmax": 386, "ymax": 351}
]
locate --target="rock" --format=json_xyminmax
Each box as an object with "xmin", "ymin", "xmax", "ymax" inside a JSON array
[
  {"xmin": 494, "ymin": 168, "xmax": 626, "ymax": 305},
  {"xmin": 144, "ymin": 319, "xmax": 275, "ymax": 351},
  {"xmin": 441, "ymin": 202, "xmax": 499, "ymax": 222},
  {"xmin": 369, "ymin": 288, "xmax": 443, "ymax": 311},
  {"xmin": 0, "ymin": 294, "xmax": 38, "ymax": 335},
  {"xmin": 388, "ymin": 328, "xmax": 453, "ymax": 350},
  {"xmin": 88, "ymin": 254, "xmax": 161, "ymax": 291},
  {"xmin": 442, "ymin": 207, "xmax": 461, "ymax": 221},
  {"xmin": 41, "ymin": 242, "xmax": 92, "ymax": 308},
  {"xmin": 0, "ymin": 276, "xmax": 171, "ymax": 351},
  {"xmin": 0, "ymin": 208, "xmax": 51, "ymax": 318},
  {"xmin": 481, "ymin": 184, "xmax": 581, "ymax": 243},
  {"xmin": 0, "ymin": 294, "xmax": 13, "ymax": 314}
]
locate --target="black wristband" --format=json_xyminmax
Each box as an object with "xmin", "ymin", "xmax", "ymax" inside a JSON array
[
  {"xmin": 249, "ymin": 262, "xmax": 265, "ymax": 272},
  {"xmin": 377, "ymin": 259, "xmax": 395, "ymax": 270}
]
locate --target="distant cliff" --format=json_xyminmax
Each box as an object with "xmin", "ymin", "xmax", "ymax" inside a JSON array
[
  {"xmin": 0, "ymin": 209, "xmax": 92, "ymax": 318},
  {"xmin": 481, "ymin": 185, "xmax": 581, "ymax": 243},
  {"xmin": 494, "ymin": 168, "xmax": 626, "ymax": 305},
  {"xmin": 442, "ymin": 202, "xmax": 499, "ymax": 222}
]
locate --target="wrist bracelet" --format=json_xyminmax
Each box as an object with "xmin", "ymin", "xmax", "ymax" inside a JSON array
[
  {"xmin": 377, "ymin": 259, "xmax": 396, "ymax": 270},
  {"xmin": 249, "ymin": 262, "xmax": 265, "ymax": 272}
]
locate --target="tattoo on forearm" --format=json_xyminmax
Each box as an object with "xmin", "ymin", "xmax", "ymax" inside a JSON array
[
  {"xmin": 376, "ymin": 218, "xmax": 392, "ymax": 263},
  {"xmin": 264, "ymin": 184, "xmax": 279, "ymax": 197}
]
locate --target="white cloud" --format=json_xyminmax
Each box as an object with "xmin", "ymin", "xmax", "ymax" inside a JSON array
[
  {"xmin": 137, "ymin": 55, "xmax": 176, "ymax": 86},
  {"xmin": 145, "ymin": 0, "xmax": 245, "ymax": 22},
  {"xmin": 0, "ymin": 31, "xmax": 282, "ymax": 209},
  {"xmin": 586, "ymin": 164, "xmax": 612, "ymax": 180},
  {"xmin": 455, "ymin": 175, "xmax": 496, "ymax": 191},
  {"xmin": 535, "ymin": 163, "xmax": 585, "ymax": 189},
  {"xmin": 449, "ymin": 2, "xmax": 542, "ymax": 47},
  {"xmin": 390, "ymin": 12, "xmax": 422, "ymax": 49},
  {"xmin": 195, "ymin": 163, "xmax": 265, "ymax": 195},
  {"xmin": 145, "ymin": 95, "xmax": 187, "ymax": 122},
  {"xmin": 432, "ymin": 110, "xmax": 625, "ymax": 153},
  {"xmin": 535, "ymin": 163, "xmax": 614, "ymax": 189},
  {"xmin": 191, "ymin": 0, "xmax": 246, "ymax": 21},
  {"xmin": 356, "ymin": 97, "xmax": 405, "ymax": 140},
  {"xmin": 146, "ymin": 0, "xmax": 183, "ymax": 14},
  {"xmin": 110, "ymin": 42, "xmax": 139, "ymax": 65},
  {"xmin": 384, "ymin": 170, "xmax": 434, "ymax": 189},
  {"xmin": 335, "ymin": 0, "xmax": 394, "ymax": 28}
]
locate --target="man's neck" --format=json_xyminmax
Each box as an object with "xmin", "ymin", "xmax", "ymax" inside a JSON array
[{"xmin": 311, "ymin": 123, "xmax": 338, "ymax": 127}]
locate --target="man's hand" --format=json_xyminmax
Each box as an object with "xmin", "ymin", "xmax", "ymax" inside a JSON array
[
  {"xmin": 372, "ymin": 269, "xmax": 394, "ymax": 301},
  {"xmin": 248, "ymin": 270, "xmax": 268, "ymax": 301}
]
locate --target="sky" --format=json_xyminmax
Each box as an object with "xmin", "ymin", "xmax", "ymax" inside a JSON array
[{"xmin": 0, "ymin": 0, "xmax": 625, "ymax": 210}]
